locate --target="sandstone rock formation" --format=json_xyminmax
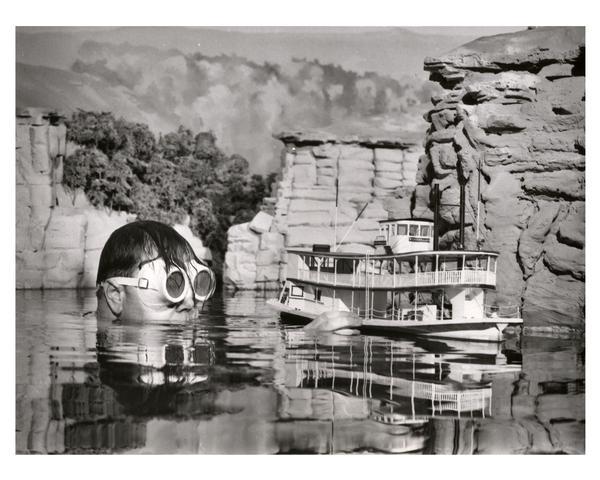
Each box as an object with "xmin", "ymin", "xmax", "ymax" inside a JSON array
[
  {"xmin": 16, "ymin": 109, "xmax": 210, "ymax": 289},
  {"xmin": 418, "ymin": 27, "xmax": 584, "ymax": 332},
  {"xmin": 223, "ymin": 133, "xmax": 422, "ymax": 290}
]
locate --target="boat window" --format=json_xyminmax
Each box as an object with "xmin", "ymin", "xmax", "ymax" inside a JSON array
[
  {"xmin": 489, "ymin": 256, "xmax": 497, "ymax": 272},
  {"xmin": 420, "ymin": 225, "xmax": 430, "ymax": 237},
  {"xmin": 314, "ymin": 288, "xmax": 322, "ymax": 302},
  {"xmin": 290, "ymin": 286, "xmax": 304, "ymax": 297},
  {"xmin": 409, "ymin": 224, "xmax": 419, "ymax": 236},
  {"xmin": 441, "ymin": 257, "xmax": 459, "ymax": 271},
  {"xmin": 478, "ymin": 256, "xmax": 488, "ymax": 270},
  {"xmin": 464, "ymin": 256, "xmax": 478, "ymax": 269},
  {"xmin": 336, "ymin": 259, "xmax": 355, "ymax": 274},
  {"xmin": 397, "ymin": 224, "xmax": 407, "ymax": 235},
  {"xmin": 418, "ymin": 258, "xmax": 433, "ymax": 272},
  {"xmin": 321, "ymin": 257, "xmax": 333, "ymax": 270},
  {"xmin": 400, "ymin": 260, "xmax": 415, "ymax": 273}
]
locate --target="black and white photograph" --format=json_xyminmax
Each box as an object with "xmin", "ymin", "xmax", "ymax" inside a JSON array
[{"xmin": 8, "ymin": 1, "xmax": 590, "ymax": 462}]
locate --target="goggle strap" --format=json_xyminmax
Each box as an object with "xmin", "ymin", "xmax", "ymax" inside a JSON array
[{"xmin": 104, "ymin": 277, "xmax": 151, "ymax": 289}]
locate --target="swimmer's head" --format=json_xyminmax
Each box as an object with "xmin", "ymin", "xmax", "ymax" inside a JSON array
[{"xmin": 96, "ymin": 220, "xmax": 215, "ymax": 322}]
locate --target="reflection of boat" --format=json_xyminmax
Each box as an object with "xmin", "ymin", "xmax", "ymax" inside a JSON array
[
  {"xmin": 370, "ymin": 404, "xmax": 429, "ymax": 427},
  {"xmin": 276, "ymin": 335, "xmax": 522, "ymax": 453},
  {"xmin": 281, "ymin": 337, "xmax": 520, "ymax": 421},
  {"xmin": 292, "ymin": 357, "xmax": 493, "ymax": 418},
  {"xmin": 269, "ymin": 219, "xmax": 522, "ymax": 342}
]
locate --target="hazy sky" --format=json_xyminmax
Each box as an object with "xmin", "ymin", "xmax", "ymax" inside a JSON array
[
  {"xmin": 404, "ymin": 26, "xmax": 525, "ymax": 36},
  {"xmin": 20, "ymin": 26, "xmax": 526, "ymax": 37}
]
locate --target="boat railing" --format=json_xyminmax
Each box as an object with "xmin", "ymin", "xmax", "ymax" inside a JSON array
[
  {"xmin": 484, "ymin": 304, "xmax": 521, "ymax": 318},
  {"xmin": 351, "ymin": 306, "xmax": 449, "ymax": 322},
  {"xmin": 292, "ymin": 268, "xmax": 496, "ymax": 289}
]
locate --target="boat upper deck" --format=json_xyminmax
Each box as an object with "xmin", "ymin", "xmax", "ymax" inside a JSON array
[
  {"xmin": 287, "ymin": 248, "xmax": 499, "ymax": 260},
  {"xmin": 286, "ymin": 249, "xmax": 498, "ymax": 290}
]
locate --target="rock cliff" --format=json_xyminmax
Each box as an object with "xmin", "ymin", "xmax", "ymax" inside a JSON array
[
  {"xmin": 16, "ymin": 109, "xmax": 210, "ymax": 289},
  {"xmin": 419, "ymin": 27, "xmax": 584, "ymax": 331},
  {"xmin": 223, "ymin": 132, "xmax": 422, "ymax": 290}
]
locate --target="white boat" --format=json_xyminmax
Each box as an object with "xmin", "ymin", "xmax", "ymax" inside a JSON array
[{"xmin": 267, "ymin": 217, "xmax": 523, "ymax": 342}]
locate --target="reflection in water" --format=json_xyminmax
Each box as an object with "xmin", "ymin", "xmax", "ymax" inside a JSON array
[{"xmin": 15, "ymin": 290, "xmax": 585, "ymax": 454}]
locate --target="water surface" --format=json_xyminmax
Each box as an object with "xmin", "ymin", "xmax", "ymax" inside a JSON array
[{"xmin": 16, "ymin": 290, "xmax": 584, "ymax": 454}]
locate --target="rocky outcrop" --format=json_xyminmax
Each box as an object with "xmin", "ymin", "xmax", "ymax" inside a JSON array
[
  {"xmin": 418, "ymin": 27, "xmax": 585, "ymax": 332},
  {"xmin": 16, "ymin": 109, "xmax": 210, "ymax": 289},
  {"xmin": 224, "ymin": 133, "xmax": 421, "ymax": 290}
]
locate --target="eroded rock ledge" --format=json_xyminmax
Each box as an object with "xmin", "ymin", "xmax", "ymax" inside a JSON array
[
  {"xmin": 418, "ymin": 27, "xmax": 584, "ymax": 332},
  {"xmin": 16, "ymin": 108, "xmax": 210, "ymax": 289},
  {"xmin": 224, "ymin": 132, "xmax": 422, "ymax": 290}
]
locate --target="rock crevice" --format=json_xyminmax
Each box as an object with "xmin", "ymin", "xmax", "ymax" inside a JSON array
[
  {"xmin": 223, "ymin": 133, "xmax": 422, "ymax": 290},
  {"xmin": 417, "ymin": 27, "xmax": 584, "ymax": 331},
  {"xmin": 16, "ymin": 109, "xmax": 210, "ymax": 289}
]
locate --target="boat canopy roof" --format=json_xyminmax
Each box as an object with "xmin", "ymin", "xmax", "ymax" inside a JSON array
[
  {"xmin": 379, "ymin": 217, "xmax": 434, "ymax": 224},
  {"xmin": 287, "ymin": 248, "xmax": 499, "ymax": 260}
]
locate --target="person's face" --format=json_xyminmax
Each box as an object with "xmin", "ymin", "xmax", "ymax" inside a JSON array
[{"xmin": 119, "ymin": 258, "xmax": 199, "ymax": 322}]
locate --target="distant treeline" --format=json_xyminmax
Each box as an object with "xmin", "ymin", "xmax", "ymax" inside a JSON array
[{"xmin": 63, "ymin": 110, "xmax": 277, "ymax": 273}]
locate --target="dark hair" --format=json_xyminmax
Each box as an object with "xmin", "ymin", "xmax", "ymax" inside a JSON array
[{"xmin": 96, "ymin": 220, "xmax": 201, "ymax": 284}]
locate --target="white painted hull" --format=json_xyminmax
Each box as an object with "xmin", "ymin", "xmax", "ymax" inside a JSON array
[{"xmin": 267, "ymin": 299, "xmax": 522, "ymax": 342}]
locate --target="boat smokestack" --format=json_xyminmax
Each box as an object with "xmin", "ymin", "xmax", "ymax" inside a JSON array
[
  {"xmin": 433, "ymin": 183, "xmax": 440, "ymax": 251},
  {"xmin": 459, "ymin": 182, "xmax": 466, "ymax": 250}
]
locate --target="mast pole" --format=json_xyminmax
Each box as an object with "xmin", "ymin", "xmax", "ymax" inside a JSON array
[
  {"xmin": 476, "ymin": 154, "xmax": 482, "ymax": 250},
  {"xmin": 433, "ymin": 183, "xmax": 440, "ymax": 251},
  {"xmin": 333, "ymin": 150, "xmax": 341, "ymax": 249},
  {"xmin": 459, "ymin": 182, "xmax": 466, "ymax": 250}
]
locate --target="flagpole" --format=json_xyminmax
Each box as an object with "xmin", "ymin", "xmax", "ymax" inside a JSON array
[
  {"xmin": 333, "ymin": 149, "xmax": 341, "ymax": 250},
  {"xmin": 334, "ymin": 178, "xmax": 339, "ymax": 249}
]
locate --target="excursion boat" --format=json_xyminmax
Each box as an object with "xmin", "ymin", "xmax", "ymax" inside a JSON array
[{"xmin": 268, "ymin": 186, "xmax": 522, "ymax": 342}]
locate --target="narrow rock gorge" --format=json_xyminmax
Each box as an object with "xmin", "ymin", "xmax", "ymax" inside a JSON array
[{"xmin": 223, "ymin": 132, "xmax": 422, "ymax": 290}]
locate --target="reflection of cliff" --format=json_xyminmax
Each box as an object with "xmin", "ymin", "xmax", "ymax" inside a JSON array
[
  {"xmin": 16, "ymin": 290, "xmax": 584, "ymax": 454},
  {"xmin": 428, "ymin": 337, "xmax": 585, "ymax": 454},
  {"xmin": 415, "ymin": 27, "xmax": 585, "ymax": 331},
  {"xmin": 224, "ymin": 133, "xmax": 422, "ymax": 290},
  {"xmin": 277, "ymin": 335, "xmax": 584, "ymax": 454},
  {"xmin": 274, "ymin": 338, "xmax": 512, "ymax": 453},
  {"xmin": 16, "ymin": 294, "xmax": 271, "ymax": 453}
]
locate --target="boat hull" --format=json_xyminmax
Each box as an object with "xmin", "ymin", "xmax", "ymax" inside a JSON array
[{"xmin": 267, "ymin": 299, "xmax": 521, "ymax": 342}]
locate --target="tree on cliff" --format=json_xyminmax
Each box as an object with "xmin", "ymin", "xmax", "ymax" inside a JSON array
[{"xmin": 63, "ymin": 111, "xmax": 275, "ymax": 274}]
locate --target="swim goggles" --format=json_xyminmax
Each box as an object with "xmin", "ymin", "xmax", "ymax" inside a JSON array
[{"xmin": 103, "ymin": 257, "xmax": 216, "ymax": 304}]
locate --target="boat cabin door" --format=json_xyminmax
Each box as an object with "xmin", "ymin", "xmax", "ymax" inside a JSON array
[{"xmin": 279, "ymin": 281, "xmax": 291, "ymax": 304}]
